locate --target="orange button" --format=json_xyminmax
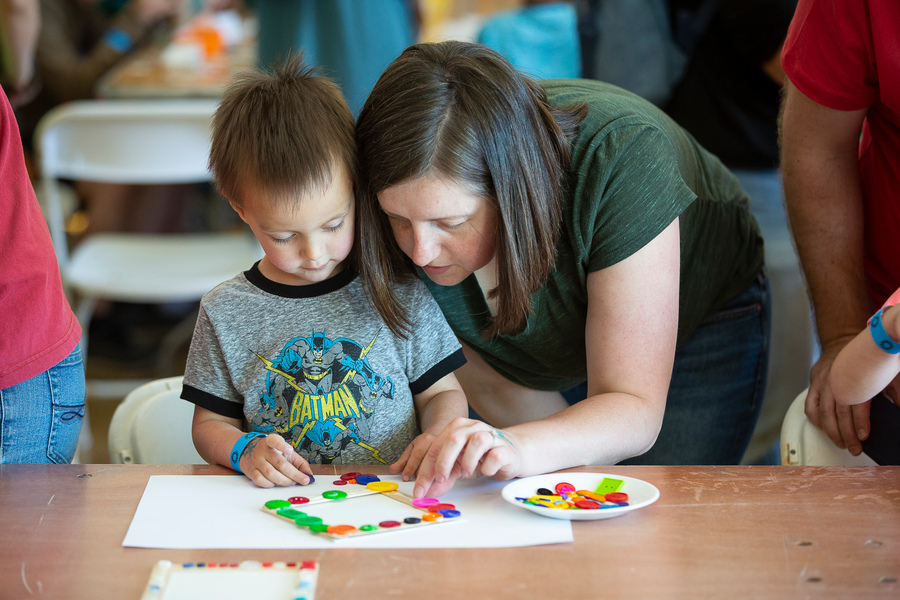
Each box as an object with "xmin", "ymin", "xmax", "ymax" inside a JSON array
[{"xmin": 327, "ymin": 524, "xmax": 357, "ymax": 535}]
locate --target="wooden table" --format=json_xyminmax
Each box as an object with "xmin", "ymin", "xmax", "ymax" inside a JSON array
[
  {"xmin": 1, "ymin": 464, "xmax": 897, "ymax": 599},
  {"xmin": 97, "ymin": 35, "xmax": 255, "ymax": 99}
]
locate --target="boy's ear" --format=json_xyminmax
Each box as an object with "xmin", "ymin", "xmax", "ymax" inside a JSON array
[{"xmin": 230, "ymin": 200, "xmax": 248, "ymax": 223}]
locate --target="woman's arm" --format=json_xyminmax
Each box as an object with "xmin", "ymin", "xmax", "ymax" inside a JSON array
[{"xmin": 417, "ymin": 220, "xmax": 680, "ymax": 492}]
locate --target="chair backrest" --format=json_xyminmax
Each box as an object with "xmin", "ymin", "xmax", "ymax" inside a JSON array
[
  {"xmin": 780, "ymin": 388, "xmax": 877, "ymax": 466},
  {"xmin": 34, "ymin": 99, "xmax": 220, "ymax": 267},
  {"xmin": 108, "ymin": 376, "xmax": 206, "ymax": 465}
]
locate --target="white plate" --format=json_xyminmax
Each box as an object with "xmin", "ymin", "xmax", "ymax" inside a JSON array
[{"xmin": 501, "ymin": 472, "xmax": 660, "ymax": 520}]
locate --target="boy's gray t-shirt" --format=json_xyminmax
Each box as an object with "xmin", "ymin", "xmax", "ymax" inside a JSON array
[{"xmin": 182, "ymin": 263, "xmax": 465, "ymax": 466}]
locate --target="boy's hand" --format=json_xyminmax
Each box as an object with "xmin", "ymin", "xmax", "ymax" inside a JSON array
[
  {"xmin": 390, "ymin": 431, "xmax": 441, "ymax": 482},
  {"xmin": 240, "ymin": 434, "xmax": 314, "ymax": 488}
]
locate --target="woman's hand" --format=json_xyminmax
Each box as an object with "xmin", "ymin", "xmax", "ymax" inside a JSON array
[
  {"xmin": 407, "ymin": 417, "xmax": 522, "ymax": 498},
  {"xmin": 240, "ymin": 433, "xmax": 315, "ymax": 488}
]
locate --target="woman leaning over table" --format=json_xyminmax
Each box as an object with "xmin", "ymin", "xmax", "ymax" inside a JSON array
[{"xmin": 357, "ymin": 41, "xmax": 769, "ymax": 497}]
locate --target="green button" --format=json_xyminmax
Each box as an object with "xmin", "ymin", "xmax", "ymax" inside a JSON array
[
  {"xmin": 360, "ymin": 524, "xmax": 378, "ymax": 531},
  {"xmin": 322, "ymin": 490, "xmax": 348, "ymax": 500},
  {"xmin": 309, "ymin": 523, "xmax": 330, "ymax": 532},
  {"xmin": 295, "ymin": 516, "xmax": 323, "ymax": 527},
  {"xmin": 277, "ymin": 508, "xmax": 305, "ymax": 519},
  {"xmin": 265, "ymin": 500, "xmax": 291, "ymax": 510}
]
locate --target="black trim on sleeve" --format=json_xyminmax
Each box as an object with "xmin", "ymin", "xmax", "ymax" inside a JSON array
[
  {"xmin": 181, "ymin": 384, "xmax": 245, "ymax": 420},
  {"xmin": 408, "ymin": 348, "xmax": 467, "ymax": 395}
]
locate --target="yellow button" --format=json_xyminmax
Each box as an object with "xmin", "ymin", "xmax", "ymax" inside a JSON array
[{"xmin": 366, "ymin": 481, "xmax": 399, "ymax": 492}]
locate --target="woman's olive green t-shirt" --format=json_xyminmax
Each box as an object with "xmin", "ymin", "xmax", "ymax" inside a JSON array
[{"xmin": 422, "ymin": 79, "xmax": 764, "ymax": 391}]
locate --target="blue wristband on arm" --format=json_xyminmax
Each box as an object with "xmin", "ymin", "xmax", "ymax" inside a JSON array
[
  {"xmin": 869, "ymin": 306, "xmax": 900, "ymax": 354},
  {"xmin": 229, "ymin": 432, "xmax": 267, "ymax": 473},
  {"xmin": 102, "ymin": 28, "xmax": 134, "ymax": 53}
]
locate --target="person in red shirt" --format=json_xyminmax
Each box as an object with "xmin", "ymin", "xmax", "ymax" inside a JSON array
[
  {"xmin": 0, "ymin": 86, "xmax": 84, "ymax": 463},
  {"xmin": 780, "ymin": 0, "xmax": 900, "ymax": 456}
]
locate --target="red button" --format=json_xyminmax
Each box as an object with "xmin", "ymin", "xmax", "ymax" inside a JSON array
[
  {"xmin": 574, "ymin": 499, "xmax": 600, "ymax": 509},
  {"xmin": 605, "ymin": 492, "xmax": 628, "ymax": 503},
  {"xmin": 288, "ymin": 496, "xmax": 310, "ymax": 505},
  {"xmin": 379, "ymin": 520, "xmax": 401, "ymax": 528},
  {"xmin": 340, "ymin": 472, "xmax": 361, "ymax": 481},
  {"xmin": 332, "ymin": 479, "xmax": 348, "ymax": 486},
  {"xmin": 555, "ymin": 482, "xmax": 576, "ymax": 494},
  {"xmin": 428, "ymin": 503, "xmax": 456, "ymax": 512}
]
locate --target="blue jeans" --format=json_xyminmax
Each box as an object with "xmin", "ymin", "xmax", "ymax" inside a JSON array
[
  {"xmin": 0, "ymin": 345, "xmax": 86, "ymax": 464},
  {"xmin": 563, "ymin": 271, "xmax": 771, "ymax": 465}
]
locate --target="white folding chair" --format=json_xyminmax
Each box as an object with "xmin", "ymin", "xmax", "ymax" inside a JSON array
[
  {"xmin": 35, "ymin": 100, "xmax": 263, "ymax": 456},
  {"xmin": 780, "ymin": 388, "xmax": 877, "ymax": 466},
  {"xmin": 108, "ymin": 376, "xmax": 205, "ymax": 464}
]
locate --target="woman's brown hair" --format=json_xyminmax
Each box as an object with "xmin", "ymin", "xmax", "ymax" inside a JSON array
[{"xmin": 356, "ymin": 41, "xmax": 586, "ymax": 338}]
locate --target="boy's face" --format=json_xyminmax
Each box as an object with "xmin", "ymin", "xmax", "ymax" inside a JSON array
[{"xmin": 233, "ymin": 167, "xmax": 355, "ymax": 286}]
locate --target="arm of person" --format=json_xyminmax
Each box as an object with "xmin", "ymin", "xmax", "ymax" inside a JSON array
[
  {"xmin": 191, "ymin": 405, "xmax": 313, "ymax": 488},
  {"xmin": 413, "ymin": 220, "xmax": 680, "ymax": 497},
  {"xmin": 0, "ymin": 0, "xmax": 40, "ymax": 104},
  {"xmin": 831, "ymin": 304, "xmax": 900, "ymax": 406},
  {"xmin": 388, "ymin": 372, "xmax": 469, "ymax": 484},
  {"xmin": 779, "ymin": 79, "xmax": 871, "ymax": 453},
  {"xmin": 761, "ymin": 43, "xmax": 785, "ymax": 86},
  {"xmin": 36, "ymin": 0, "xmax": 178, "ymax": 101}
]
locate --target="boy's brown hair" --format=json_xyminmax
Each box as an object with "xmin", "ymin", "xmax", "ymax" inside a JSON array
[{"xmin": 209, "ymin": 53, "xmax": 356, "ymax": 210}]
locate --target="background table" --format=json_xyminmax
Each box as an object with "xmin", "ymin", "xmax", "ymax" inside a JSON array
[{"xmin": 0, "ymin": 464, "xmax": 897, "ymax": 599}]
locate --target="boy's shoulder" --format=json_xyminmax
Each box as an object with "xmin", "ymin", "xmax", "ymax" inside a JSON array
[{"xmin": 200, "ymin": 269, "xmax": 254, "ymax": 307}]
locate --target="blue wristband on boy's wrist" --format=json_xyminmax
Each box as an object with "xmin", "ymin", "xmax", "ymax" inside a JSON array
[
  {"xmin": 230, "ymin": 432, "xmax": 267, "ymax": 473},
  {"xmin": 869, "ymin": 306, "xmax": 900, "ymax": 354}
]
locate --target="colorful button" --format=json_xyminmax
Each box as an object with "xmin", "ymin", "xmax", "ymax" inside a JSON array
[
  {"xmin": 412, "ymin": 497, "xmax": 439, "ymax": 508},
  {"xmin": 366, "ymin": 481, "xmax": 399, "ymax": 492},
  {"xmin": 288, "ymin": 496, "xmax": 310, "ymax": 505},
  {"xmin": 327, "ymin": 524, "xmax": 357, "ymax": 535},
  {"xmin": 555, "ymin": 482, "xmax": 576, "ymax": 494},
  {"xmin": 340, "ymin": 472, "xmax": 361, "ymax": 481},
  {"xmin": 265, "ymin": 500, "xmax": 291, "ymax": 509},
  {"xmin": 422, "ymin": 512, "xmax": 442, "ymax": 522},
  {"xmin": 277, "ymin": 508, "xmax": 306, "ymax": 519},
  {"xmin": 403, "ymin": 517, "xmax": 422, "ymax": 524},
  {"xmin": 576, "ymin": 490, "xmax": 605, "ymax": 502},
  {"xmin": 438, "ymin": 509, "xmax": 461, "ymax": 518},
  {"xmin": 605, "ymin": 492, "xmax": 628, "ymax": 503},
  {"xmin": 594, "ymin": 477, "xmax": 625, "ymax": 495},
  {"xmin": 428, "ymin": 503, "xmax": 456, "ymax": 512},
  {"xmin": 574, "ymin": 499, "xmax": 600, "ymax": 510},
  {"xmin": 360, "ymin": 524, "xmax": 379, "ymax": 531},
  {"xmin": 322, "ymin": 490, "xmax": 348, "ymax": 500},
  {"xmin": 355, "ymin": 474, "xmax": 380, "ymax": 484},
  {"xmin": 537, "ymin": 487, "xmax": 554, "ymax": 496},
  {"xmin": 309, "ymin": 524, "xmax": 330, "ymax": 532},
  {"xmin": 379, "ymin": 520, "xmax": 401, "ymax": 528},
  {"xmin": 295, "ymin": 516, "xmax": 323, "ymax": 527},
  {"xmin": 332, "ymin": 480, "xmax": 348, "ymax": 486}
]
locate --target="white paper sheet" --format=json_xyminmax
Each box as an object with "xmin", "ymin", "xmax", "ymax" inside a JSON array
[{"xmin": 122, "ymin": 475, "xmax": 573, "ymax": 549}]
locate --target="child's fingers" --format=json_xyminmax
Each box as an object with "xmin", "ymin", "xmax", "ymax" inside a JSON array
[
  {"xmin": 389, "ymin": 445, "xmax": 412, "ymax": 475},
  {"xmin": 265, "ymin": 433, "xmax": 294, "ymax": 456},
  {"xmin": 401, "ymin": 434, "xmax": 436, "ymax": 482},
  {"xmin": 285, "ymin": 452, "xmax": 315, "ymax": 484}
]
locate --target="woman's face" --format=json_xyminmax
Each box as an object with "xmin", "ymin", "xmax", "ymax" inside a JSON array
[{"xmin": 377, "ymin": 175, "xmax": 498, "ymax": 286}]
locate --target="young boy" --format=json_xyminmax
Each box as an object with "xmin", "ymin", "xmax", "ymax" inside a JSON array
[{"xmin": 181, "ymin": 54, "xmax": 468, "ymax": 488}]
